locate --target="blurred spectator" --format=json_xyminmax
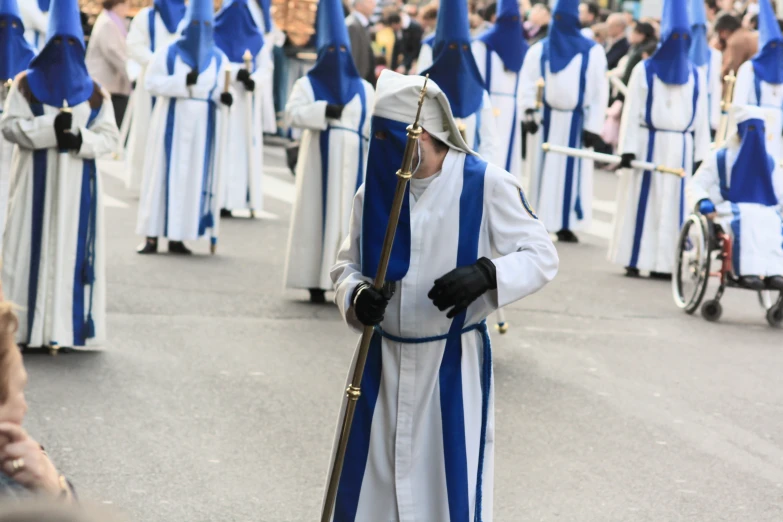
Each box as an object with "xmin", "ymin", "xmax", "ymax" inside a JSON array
[
  {"xmin": 346, "ymin": 0, "xmax": 377, "ymax": 85},
  {"xmin": 378, "ymin": 6, "xmax": 422, "ymax": 74},
  {"xmin": 579, "ymin": 1, "xmax": 599, "ymax": 38},
  {"xmin": 592, "ymin": 22, "xmax": 607, "ymax": 46},
  {"xmin": 526, "ymin": 2, "xmax": 550, "ymax": 44},
  {"xmin": 605, "ymin": 13, "xmax": 629, "ymax": 70},
  {"xmin": 84, "ymin": 0, "xmax": 131, "ymax": 128},
  {"xmin": 618, "ymin": 22, "xmax": 657, "ymax": 98},
  {"xmin": 0, "ymin": 501, "xmax": 124, "ymax": 522},
  {"xmin": 0, "ymin": 304, "xmax": 74, "ymax": 502},
  {"xmin": 419, "ymin": 3, "xmax": 438, "ymax": 37},
  {"xmin": 743, "ymin": 12, "xmax": 758, "ymax": 29},
  {"xmin": 706, "ymin": 0, "xmax": 720, "ymax": 24},
  {"xmin": 714, "ymin": 11, "xmax": 758, "ymax": 76}
]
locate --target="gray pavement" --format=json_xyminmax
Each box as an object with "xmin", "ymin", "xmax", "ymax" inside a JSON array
[{"xmin": 20, "ymin": 148, "xmax": 783, "ymax": 522}]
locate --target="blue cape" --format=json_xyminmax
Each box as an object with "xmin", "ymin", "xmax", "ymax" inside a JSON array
[
  {"xmin": 171, "ymin": 0, "xmax": 217, "ymax": 73},
  {"xmin": 38, "ymin": 0, "xmax": 49, "ymax": 11},
  {"xmin": 688, "ymin": 0, "xmax": 709, "ymax": 67},
  {"xmin": 214, "ymin": 0, "xmax": 264, "ymax": 65},
  {"xmin": 648, "ymin": 0, "xmax": 692, "ymax": 85},
  {"xmin": 154, "ymin": 0, "xmax": 186, "ymax": 35},
  {"xmin": 729, "ymin": 118, "xmax": 778, "ymax": 205},
  {"xmin": 26, "ymin": 0, "xmax": 93, "ymax": 107},
  {"xmin": 476, "ymin": 0, "xmax": 527, "ymax": 73},
  {"xmin": 752, "ymin": 0, "xmax": 783, "ymax": 84},
  {"xmin": 547, "ymin": 0, "xmax": 594, "ymax": 73}
]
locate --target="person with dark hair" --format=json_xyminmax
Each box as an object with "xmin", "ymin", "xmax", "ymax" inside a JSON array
[
  {"xmin": 526, "ymin": 2, "xmax": 550, "ymax": 44},
  {"xmin": 84, "ymin": 0, "xmax": 131, "ymax": 127},
  {"xmin": 616, "ymin": 21, "xmax": 657, "ymax": 98},
  {"xmin": 578, "ymin": 0, "xmax": 599, "ymax": 38},
  {"xmin": 705, "ymin": 0, "xmax": 719, "ymax": 22},
  {"xmin": 714, "ymin": 11, "xmax": 758, "ymax": 77},
  {"xmin": 483, "ymin": 2, "xmax": 497, "ymax": 22}
]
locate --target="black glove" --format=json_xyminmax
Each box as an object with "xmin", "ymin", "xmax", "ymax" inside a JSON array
[
  {"xmin": 620, "ymin": 153, "xmax": 636, "ymax": 169},
  {"xmin": 522, "ymin": 109, "xmax": 539, "ymax": 135},
  {"xmin": 220, "ymin": 92, "xmax": 233, "ymax": 107},
  {"xmin": 186, "ymin": 69, "xmax": 199, "ymax": 86},
  {"xmin": 428, "ymin": 257, "xmax": 497, "ymax": 319},
  {"xmin": 131, "ymin": 80, "xmax": 137, "ymax": 90},
  {"xmin": 53, "ymin": 111, "xmax": 72, "ymax": 135},
  {"xmin": 582, "ymin": 130, "xmax": 604, "ymax": 149},
  {"xmin": 243, "ymin": 79, "xmax": 256, "ymax": 92},
  {"xmin": 693, "ymin": 160, "xmax": 702, "ymax": 175},
  {"xmin": 325, "ymin": 104, "xmax": 344, "ymax": 120},
  {"xmin": 54, "ymin": 111, "xmax": 81, "ymax": 151},
  {"xmin": 352, "ymin": 282, "xmax": 395, "ymax": 326},
  {"xmin": 236, "ymin": 69, "xmax": 251, "ymax": 83}
]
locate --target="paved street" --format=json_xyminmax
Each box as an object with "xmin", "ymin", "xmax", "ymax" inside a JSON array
[{"xmin": 20, "ymin": 146, "xmax": 783, "ymax": 522}]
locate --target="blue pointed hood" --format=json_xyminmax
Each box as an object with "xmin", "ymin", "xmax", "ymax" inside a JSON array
[
  {"xmin": 688, "ymin": 0, "xmax": 709, "ymax": 67},
  {"xmin": 26, "ymin": 0, "xmax": 93, "ymax": 107},
  {"xmin": 420, "ymin": 0, "xmax": 484, "ymax": 117},
  {"xmin": 752, "ymin": 0, "xmax": 783, "ymax": 84},
  {"xmin": 37, "ymin": 0, "xmax": 49, "ymax": 11},
  {"xmin": 154, "ymin": 0, "xmax": 186, "ymax": 35},
  {"xmin": 647, "ymin": 0, "xmax": 692, "ymax": 85},
  {"xmin": 215, "ymin": 0, "xmax": 264, "ymax": 65},
  {"xmin": 172, "ymin": 0, "xmax": 216, "ymax": 73},
  {"xmin": 0, "ymin": 0, "xmax": 35, "ymax": 81},
  {"xmin": 547, "ymin": 0, "xmax": 594, "ymax": 74},
  {"xmin": 307, "ymin": 0, "xmax": 363, "ymax": 105},
  {"xmin": 728, "ymin": 108, "xmax": 778, "ymax": 205},
  {"xmin": 476, "ymin": 0, "xmax": 528, "ymax": 73}
]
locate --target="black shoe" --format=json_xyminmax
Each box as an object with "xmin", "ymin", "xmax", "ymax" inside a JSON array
[
  {"xmin": 137, "ymin": 237, "xmax": 158, "ymax": 254},
  {"xmin": 765, "ymin": 275, "xmax": 783, "ymax": 291},
  {"xmin": 556, "ymin": 229, "xmax": 579, "ymax": 243},
  {"xmin": 739, "ymin": 275, "xmax": 766, "ymax": 290},
  {"xmin": 168, "ymin": 241, "xmax": 192, "ymax": 255},
  {"xmin": 625, "ymin": 267, "xmax": 640, "ymax": 278},
  {"xmin": 309, "ymin": 289, "xmax": 326, "ymax": 304},
  {"xmin": 649, "ymin": 272, "xmax": 673, "ymax": 281},
  {"xmin": 220, "ymin": 208, "xmax": 233, "ymax": 218}
]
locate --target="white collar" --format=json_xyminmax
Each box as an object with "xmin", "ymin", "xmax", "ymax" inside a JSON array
[{"xmin": 353, "ymin": 11, "xmax": 369, "ymax": 27}]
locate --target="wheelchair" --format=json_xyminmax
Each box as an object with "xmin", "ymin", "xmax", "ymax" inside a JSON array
[{"xmin": 673, "ymin": 213, "xmax": 783, "ymax": 327}]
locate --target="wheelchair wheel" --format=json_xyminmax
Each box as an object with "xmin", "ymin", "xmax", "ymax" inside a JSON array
[
  {"xmin": 674, "ymin": 215, "xmax": 712, "ymax": 314},
  {"xmin": 701, "ymin": 300, "xmax": 723, "ymax": 322},
  {"xmin": 767, "ymin": 305, "xmax": 783, "ymax": 328}
]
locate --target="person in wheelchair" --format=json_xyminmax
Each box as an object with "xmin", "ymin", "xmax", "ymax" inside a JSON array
[{"xmin": 687, "ymin": 105, "xmax": 783, "ymax": 291}]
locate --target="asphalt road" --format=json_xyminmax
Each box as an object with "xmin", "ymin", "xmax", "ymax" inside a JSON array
[{"xmin": 20, "ymin": 147, "xmax": 783, "ymax": 522}]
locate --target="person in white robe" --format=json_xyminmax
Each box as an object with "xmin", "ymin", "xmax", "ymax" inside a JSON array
[
  {"xmin": 18, "ymin": 0, "xmax": 46, "ymax": 51},
  {"xmin": 326, "ymin": 70, "xmax": 558, "ymax": 522},
  {"xmin": 283, "ymin": 0, "xmax": 374, "ymax": 304},
  {"xmin": 214, "ymin": 0, "xmax": 267, "ymax": 217},
  {"xmin": 609, "ymin": 0, "xmax": 711, "ymax": 279},
  {"xmin": 1, "ymin": 0, "xmax": 119, "ymax": 349},
  {"xmin": 731, "ymin": 0, "xmax": 783, "ymax": 160},
  {"xmin": 124, "ymin": 0, "xmax": 185, "ymax": 193},
  {"xmin": 687, "ymin": 105, "xmax": 783, "ymax": 291},
  {"xmin": 0, "ymin": 0, "xmax": 35, "ymax": 242},
  {"xmin": 414, "ymin": 33, "xmax": 435, "ymax": 74},
  {"xmin": 520, "ymin": 0, "xmax": 608, "ymax": 243},
  {"xmin": 418, "ymin": 0, "xmax": 501, "ymax": 166},
  {"xmin": 472, "ymin": 0, "xmax": 528, "ymax": 180},
  {"xmin": 135, "ymin": 0, "xmax": 232, "ymax": 255},
  {"xmin": 689, "ymin": 0, "xmax": 722, "ymax": 135},
  {"xmin": 247, "ymin": 0, "xmax": 279, "ymax": 134}
]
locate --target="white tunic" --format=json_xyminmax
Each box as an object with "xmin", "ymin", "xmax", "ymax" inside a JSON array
[
  {"xmin": 136, "ymin": 45, "xmax": 231, "ymax": 243},
  {"xmin": 124, "ymin": 7, "xmax": 181, "ymax": 193},
  {"xmin": 218, "ymin": 54, "xmax": 268, "ymax": 213},
  {"xmin": 247, "ymin": 0, "xmax": 280, "ymax": 134},
  {"xmin": 19, "ymin": 1, "xmax": 47, "ymax": 51},
  {"xmin": 283, "ymin": 76, "xmax": 373, "ymax": 291},
  {"xmin": 521, "ymin": 41, "xmax": 609, "ymax": 233},
  {"xmin": 1, "ymin": 80, "xmax": 119, "ymax": 348},
  {"xmin": 0, "ymin": 90, "xmax": 14, "ymax": 244},
  {"xmin": 609, "ymin": 61, "xmax": 711, "ymax": 273},
  {"xmin": 697, "ymin": 48, "xmax": 723, "ymax": 132},
  {"xmin": 732, "ymin": 60, "xmax": 783, "ymax": 160},
  {"xmin": 329, "ymin": 150, "xmax": 558, "ymax": 522},
  {"xmin": 414, "ymin": 38, "xmax": 434, "ymax": 74},
  {"xmin": 472, "ymin": 40, "xmax": 523, "ymax": 179},
  {"xmin": 687, "ymin": 144, "xmax": 783, "ymax": 277}
]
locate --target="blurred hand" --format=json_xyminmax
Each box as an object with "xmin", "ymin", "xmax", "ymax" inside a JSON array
[
  {"xmin": 0, "ymin": 423, "xmax": 61, "ymax": 496},
  {"xmin": 186, "ymin": 70, "xmax": 199, "ymax": 86}
]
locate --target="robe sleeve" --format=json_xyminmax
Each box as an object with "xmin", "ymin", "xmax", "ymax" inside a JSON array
[
  {"xmin": 285, "ymin": 78, "xmax": 328, "ymax": 132},
  {"xmin": 415, "ymin": 44, "xmax": 433, "ymax": 75},
  {"xmin": 732, "ymin": 61, "xmax": 753, "ymax": 106},
  {"xmin": 145, "ymin": 47, "xmax": 190, "ymax": 99},
  {"xmin": 331, "ymin": 186, "xmax": 371, "ymax": 333},
  {"xmin": 519, "ymin": 42, "xmax": 542, "ymax": 113},
  {"xmin": 686, "ymin": 151, "xmax": 720, "ymax": 209},
  {"xmin": 477, "ymin": 91, "xmax": 501, "ymax": 165},
  {"xmin": 0, "ymin": 82, "xmax": 57, "ymax": 150},
  {"xmin": 583, "ymin": 45, "xmax": 609, "ymax": 135},
  {"xmin": 126, "ymin": 8, "xmax": 153, "ymax": 69},
  {"xmin": 617, "ymin": 62, "xmax": 645, "ymax": 157},
  {"xmin": 485, "ymin": 167, "xmax": 559, "ymax": 307},
  {"xmin": 75, "ymin": 93, "xmax": 120, "ymax": 160},
  {"xmin": 693, "ymin": 68, "xmax": 711, "ymax": 164}
]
